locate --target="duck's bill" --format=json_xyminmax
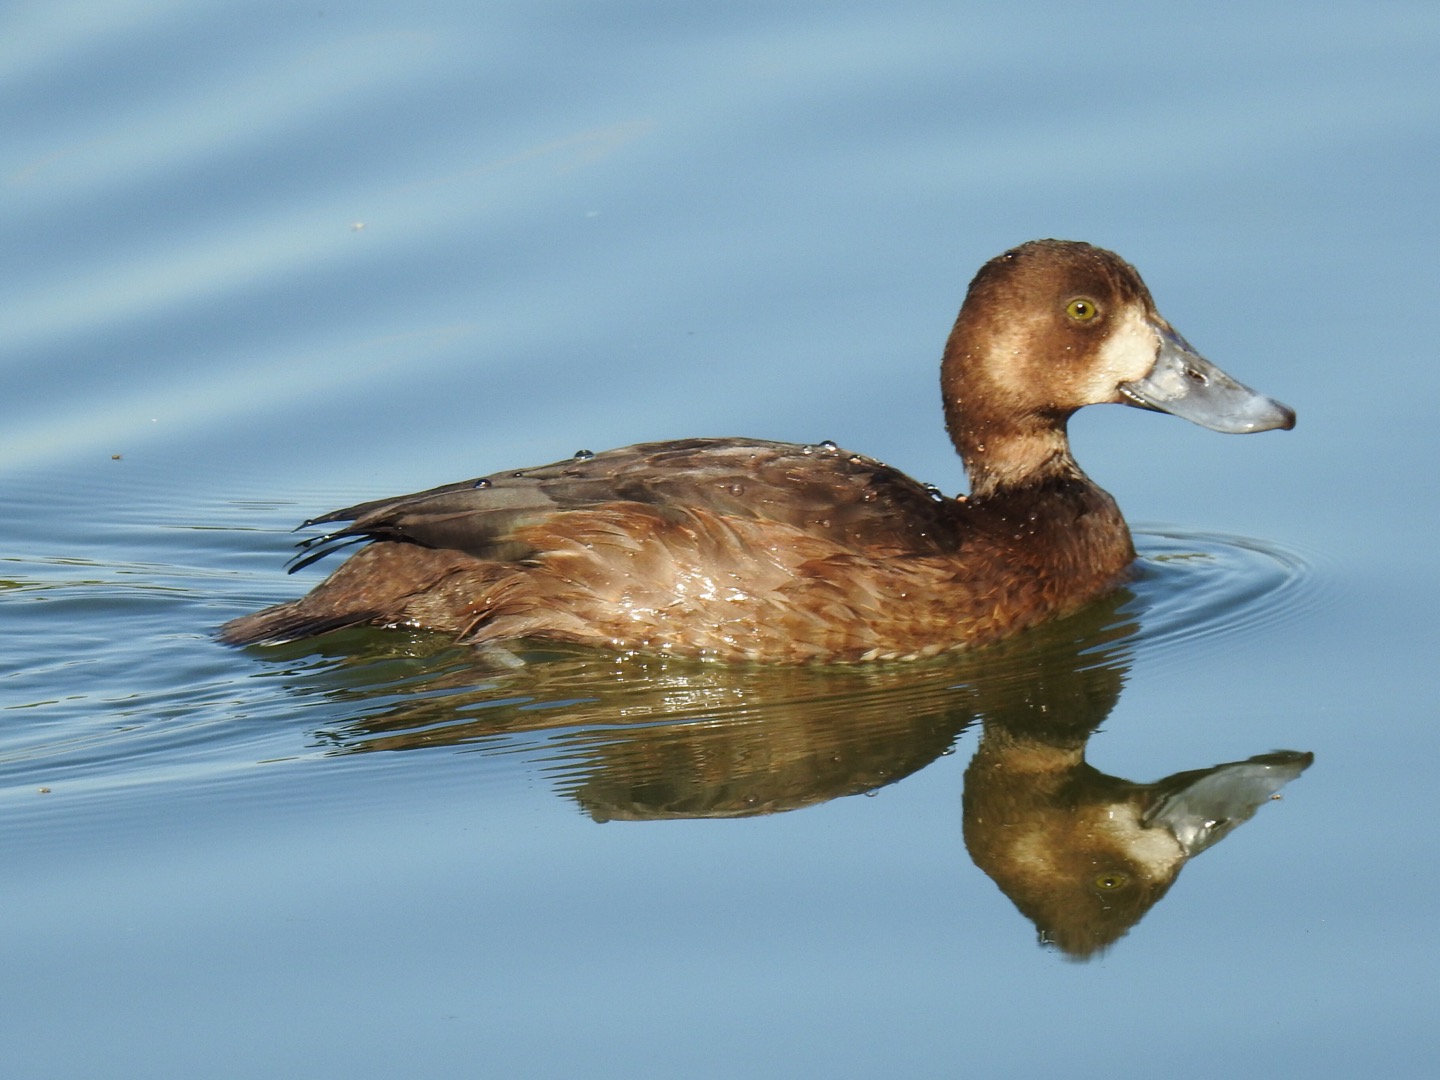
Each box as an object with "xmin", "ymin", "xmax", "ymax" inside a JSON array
[{"xmin": 1120, "ymin": 329, "xmax": 1296, "ymax": 433}]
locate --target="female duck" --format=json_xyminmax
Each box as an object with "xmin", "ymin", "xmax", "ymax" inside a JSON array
[{"xmin": 220, "ymin": 240, "xmax": 1294, "ymax": 662}]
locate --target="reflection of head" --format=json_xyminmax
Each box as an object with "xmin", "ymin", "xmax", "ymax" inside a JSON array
[
  {"xmin": 953, "ymin": 600, "xmax": 1310, "ymax": 959},
  {"xmin": 964, "ymin": 731, "xmax": 1312, "ymax": 959},
  {"xmin": 964, "ymin": 747, "xmax": 1181, "ymax": 959}
]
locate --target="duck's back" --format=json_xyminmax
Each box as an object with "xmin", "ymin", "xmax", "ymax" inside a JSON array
[{"xmin": 303, "ymin": 438, "xmax": 962, "ymax": 564}]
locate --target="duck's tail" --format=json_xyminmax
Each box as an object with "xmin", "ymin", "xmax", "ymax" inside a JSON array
[{"xmin": 218, "ymin": 541, "xmax": 495, "ymax": 646}]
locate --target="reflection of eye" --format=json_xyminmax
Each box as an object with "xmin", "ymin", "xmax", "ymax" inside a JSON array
[
  {"xmin": 1066, "ymin": 298, "xmax": 1100, "ymax": 322},
  {"xmin": 1093, "ymin": 872, "xmax": 1128, "ymax": 891}
]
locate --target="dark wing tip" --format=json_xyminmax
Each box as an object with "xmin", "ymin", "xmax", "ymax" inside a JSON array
[
  {"xmin": 218, "ymin": 602, "xmax": 377, "ymax": 646},
  {"xmin": 286, "ymin": 532, "xmax": 371, "ymax": 574}
]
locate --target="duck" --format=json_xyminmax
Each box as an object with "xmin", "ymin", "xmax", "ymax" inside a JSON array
[{"xmin": 219, "ymin": 239, "xmax": 1294, "ymax": 662}]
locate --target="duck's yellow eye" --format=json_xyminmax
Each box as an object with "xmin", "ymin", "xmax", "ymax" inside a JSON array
[
  {"xmin": 1092, "ymin": 871, "xmax": 1128, "ymax": 891},
  {"xmin": 1066, "ymin": 298, "xmax": 1100, "ymax": 322}
]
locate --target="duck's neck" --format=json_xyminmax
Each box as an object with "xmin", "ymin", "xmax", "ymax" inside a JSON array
[
  {"xmin": 950, "ymin": 413, "xmax": 1082, "ymax": 501},
  {"xmin": 940, "ymin": 332, "xmax": 1086, "ymax": 500}
]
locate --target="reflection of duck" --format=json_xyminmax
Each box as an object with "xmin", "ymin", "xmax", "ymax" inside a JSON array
[
  {"xmin": 221, "ymin": 240, "xmax": 1293, "ymax": 661},
  {"xmin": 962, "ymin": 653, "xmax": 1312, "ymax": 959},
  {"xmin": 285, "ymin": 593, "xmax": 1308, "ymax": 957}
]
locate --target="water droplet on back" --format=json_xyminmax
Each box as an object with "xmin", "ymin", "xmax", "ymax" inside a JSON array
[
  {"xmin": 819, "ymin": 439, "xmax": 838, "ymax": 452},
  {"xmin": 474, "ymin": 478, "xmax": 492, "ymax": 489},
  {"xmin": 573, "ymin": 449, "xmax": 595, "ymax": 460}
]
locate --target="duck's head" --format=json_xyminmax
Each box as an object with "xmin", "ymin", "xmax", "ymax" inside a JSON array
[{"xmin": 942, "ymin": 239, "xmax": 1295, "ymax": 497}]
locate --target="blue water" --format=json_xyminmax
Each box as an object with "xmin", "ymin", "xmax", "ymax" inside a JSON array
[{"xmin": 4, "ymin": 2, "xmax": 1440, "ymax": 1077}]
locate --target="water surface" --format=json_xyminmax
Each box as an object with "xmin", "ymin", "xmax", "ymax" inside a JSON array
[{"xmin": 4, "ymin": 2, "xmax": 1439, "ymax": 1077}]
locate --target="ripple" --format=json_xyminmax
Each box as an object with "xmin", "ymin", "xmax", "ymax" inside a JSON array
[{"xmin": 1126, "ymin": 526, "xmax": 1328, "ymax": 667}]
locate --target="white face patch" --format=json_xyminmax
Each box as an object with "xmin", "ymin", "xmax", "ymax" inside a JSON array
[
  {"xmin": 1097, "ymin": 802, "xmax": 1186, "ymax": 878},
  {"xmin": 1084, "ymin": 306, "xmax": 1160, "ymax": 403},
  {"xmin": 978, "ymin": 318, "xmax": 1037, "ymax": 401}
]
